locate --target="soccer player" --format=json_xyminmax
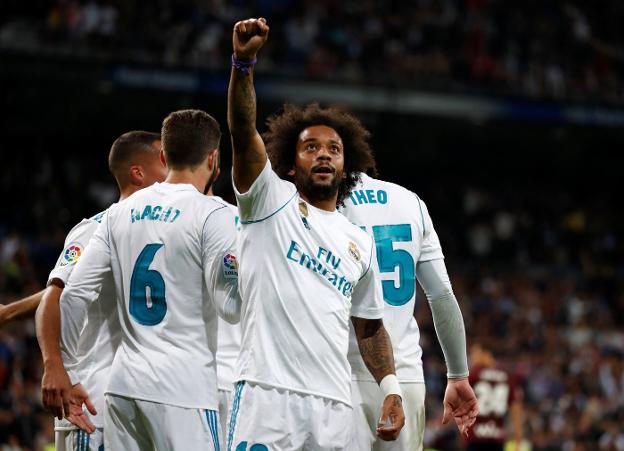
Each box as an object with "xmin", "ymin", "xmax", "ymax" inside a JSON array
[
  {"xmin": 184, "ymin": 151, "xmax": 242, "ymax": 447},
  {"xmin": 341, "ymin": 173, "xmax": 479, "ymax": 450},
  {"xmin": 27, "ymin": 130, "xmax": 165, "ymax": 451},
  {"xmin": 466, "ymin": 343, "xmax": 523, "ymax": 451},
  {"xmin": 227, "ymin": 17, "xmax": 405, "ymax": 450},
  {"xmin": 203, "ymin": 151, "xmax": 243, "ymax": 445},
  {"xmin": 0, "ymin": 132, "xmax": 167, "ymax": 330},
  {"xmin": 43, "ymin": 110, "xmax": 241, "ymax": 450}
]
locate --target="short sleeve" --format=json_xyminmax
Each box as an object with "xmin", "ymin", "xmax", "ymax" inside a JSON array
[
  {"xmin": 417, "ymin": 198, "xmax": 445, "ymax": 262},
  {"xmin": 48, "ymin": 219, "xmax": 100, "ymax": 286},
  {"xmin": 202, "ymin": 206, "xmax": 241, "ymax": 323},
  {"xmin": 233, "ymin": 159, "xmax": 297, "ymax": 224},
  {"xmin": 350, "ymin": 237, "xmax": 384, "ymax": 319},
  {"xmin": 60, "ymin": 215, "xmax": 113, "ymax": 381}
]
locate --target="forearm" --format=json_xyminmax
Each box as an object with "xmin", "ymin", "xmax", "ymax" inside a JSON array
[
  {"xmin": 228, "ymin": 68, "xmax": 258, "ymax": 141},
  {"xmin": 352, "ymin": 318, "xmax": 396, "ymax": 383},
  {"xmin": 1, "ymin": 289, "xmax": 44, "ymax": 323},
  {"xmin": 417, "ymin": 259, "xmax": 469, "ymax": 378},
  {"xmin": 35, "ymin": 285, "xmax": 64, "ymax": 366},
  {"xmin": 511, "ymin": 402, "xmax": 523, "ymax": 443}
]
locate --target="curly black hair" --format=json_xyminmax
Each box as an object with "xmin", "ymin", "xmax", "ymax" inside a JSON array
[{"xmin": 263, "ymin": 103, "xmax": 377, "ymax": 206}]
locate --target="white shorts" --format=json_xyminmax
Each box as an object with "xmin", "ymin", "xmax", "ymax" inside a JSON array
[
  {"xmin": 351, "ymin": 380, "xmax": 426, "ymax": 451},
  {"xmin": 227, "ymin": 381, "xmax": 352, "ymax": 451},
  {"xmin": 55, "ymin": 428, "xmax": 103, "ymax": 451},
  {"xmin": 104, "ymin": 394, "xmax": 220, "ymax": 450},
  {"xmin": 219, "ymin": 388, "xmax": 234, "ymax": 448}
]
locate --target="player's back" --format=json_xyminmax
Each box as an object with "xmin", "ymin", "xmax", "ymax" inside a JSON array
[
  {"xmin": 341, "ymin": 173, "xmax": 443, "ymax": 382},
  {"xmin": 104, "ymin": 182, "xmax": 230, "ymax": 410}
]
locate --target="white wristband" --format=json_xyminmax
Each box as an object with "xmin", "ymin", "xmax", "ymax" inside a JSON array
[{"xmin": 380, "ymin": 374, "xmax": 402, "ymax": 399}]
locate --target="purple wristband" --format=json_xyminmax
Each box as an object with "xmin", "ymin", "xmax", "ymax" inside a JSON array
[{"xmin": 232, "ymin": 53, "xmax": 257, "ymax": 76}]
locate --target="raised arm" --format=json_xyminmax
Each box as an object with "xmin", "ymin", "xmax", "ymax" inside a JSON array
[
  {"xmin": 228, "ymin": 17, "xmax": 270, "ymax": 193},
  {"xmin": 351, "ymin": 317, "xmax": 405, "ymax": 441},
  {"xmin": 0, "ymin": 289, "xmax": 44, "ymax": 325}
]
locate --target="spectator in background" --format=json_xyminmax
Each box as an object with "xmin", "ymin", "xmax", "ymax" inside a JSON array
[{"xmin": 466, "ymin": 342, "xmax": 524, "ymax": 451}]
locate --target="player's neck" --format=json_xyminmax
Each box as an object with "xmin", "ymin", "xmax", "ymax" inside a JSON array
[
  {"xmin": 298, "ymin": 191, "xmax": 338, "ymax": 212},
  {"xmin": 118, "ymin": 187, "xmax": 138, "ymax": 201},
  {"xmin": 166, "ymin": 169, "xmax": 209, "ymax": 194}
]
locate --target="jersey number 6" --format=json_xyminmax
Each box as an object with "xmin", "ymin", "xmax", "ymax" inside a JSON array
[{"xmin": 130, "ymin": 243, "xmax": 167, "ymax": 326}]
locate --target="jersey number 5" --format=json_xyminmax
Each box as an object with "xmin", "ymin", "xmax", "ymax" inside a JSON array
[
  {"xmin": 372, "ymin": 224, "xmax": 415, "ymax": 306},
  {"xmin": 130, "ymin": 243, "xmax": 167, "ymax": 325}
]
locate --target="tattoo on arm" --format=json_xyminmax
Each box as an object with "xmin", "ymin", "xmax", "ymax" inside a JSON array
[
  {"xmin": 228, "ymin": 69, "xmax": 258, "ymax": 144},
  {"xmin": 352, "ymin": 317, "xmax": 396, "ymax": 384}
]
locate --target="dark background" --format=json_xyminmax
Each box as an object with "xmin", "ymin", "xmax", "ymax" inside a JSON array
[{"xmin": 1, "ymin": 1, "xmax": 623, "ymax": 450}]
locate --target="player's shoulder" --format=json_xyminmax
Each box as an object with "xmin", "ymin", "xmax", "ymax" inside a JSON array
[
  {"xmin": 69, "ymin": 207, "xmax": 110, "ymax": 237},
  {"xmin": 333, "ymin": 211, "xmax": 373, "ymax": 247},
  {"xmin": 347, "ymin": 173, "xmax": 423, "ymax": 207},
  {"xmin": 89, "ymin": 208, "xmax": 109, "ymax": 224}
]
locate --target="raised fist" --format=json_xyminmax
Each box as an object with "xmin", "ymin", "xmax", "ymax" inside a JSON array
[{"xmin": 233, "ymin": 17, "xmax": 269, "ymax": 61}]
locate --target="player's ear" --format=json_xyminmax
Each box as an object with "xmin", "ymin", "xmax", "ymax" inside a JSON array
[
  {"xmin": 129, "ymin": 165, "xmax": 143, "ymax": 186},
  {"xmin": 159, "ymin": 149, "xmax": 166, "ymax": 168}
]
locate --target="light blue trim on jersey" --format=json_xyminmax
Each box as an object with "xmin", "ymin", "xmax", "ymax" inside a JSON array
[
  {"xmin": 227, "ymin": 381, "xmax": 245, "ymax": 451},
  {"xmin": 89, "ymin": 209, "xmax": 108, "ymax": 224},
  {"xmin": 75, "ymin": 430, "xmax": 90, "ymax": 451},
  {"xmin": 358, "ymin": 235, "xmax": 375, "ymax": 281},
  {"xmin": 206, "ymin": 409, "xmax": 220, "ymax": 451},
  {"xmin": 415, "ymin": 194, "xmax": 426, "ymax": 237},
  {"xmin": 239, "ymin": 191, "xmax": 298, "ymax": 225}
]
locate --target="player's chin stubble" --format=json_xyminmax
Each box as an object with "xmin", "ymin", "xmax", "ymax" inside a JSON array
[{"xmin": 295, "ymin": 170, "xmax": 341, "ymax": 202}]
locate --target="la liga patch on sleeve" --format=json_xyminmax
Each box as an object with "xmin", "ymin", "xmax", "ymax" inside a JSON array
[
  {"xmin": 222, "ymin": 253, "xmax": 238, "ymax": 279},
  {"xmin": 60, "ymin": 243, "xmax": 83, "ymax": 266}
]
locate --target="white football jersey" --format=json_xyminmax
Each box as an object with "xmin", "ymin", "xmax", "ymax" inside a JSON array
[
  {"xmin": 341, "ymin": 173, "xmax": 444, "ymax": 382},
  {"xmin": 234, "ymin": 161, "xmax": 383, "ymax": 405},
  {"xmin": 212, "ymin": 196, "xmax": 242, "ymax": 392},
  {"xmin": 60, "ymin": 182, "xmax": 240, "ymax": 410},
  {"xmin": 49, "ymin": 210, "xmax": 118, "ymax": 429}
]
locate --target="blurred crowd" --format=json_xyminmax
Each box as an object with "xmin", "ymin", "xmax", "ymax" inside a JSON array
[
  {"xmin": 2, "ymin": 0, "xmax": 624, "ymax": 103},
  {"xmin": 1, "ymin": 143, "xmax": 623, "ymax": 450}
]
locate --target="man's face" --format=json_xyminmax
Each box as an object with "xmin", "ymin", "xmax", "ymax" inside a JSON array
[
  {"xmin": 291, "ymin": 125, "xmax": 344, "ymax": 202},
  {"xmin": 141, "ymin": 140, "xmax": 167, "ymax": 186}
]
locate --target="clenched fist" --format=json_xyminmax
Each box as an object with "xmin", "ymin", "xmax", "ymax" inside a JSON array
[{"xmin": 233, "ymin": 17, "xmax": 269, "ymax": 61}]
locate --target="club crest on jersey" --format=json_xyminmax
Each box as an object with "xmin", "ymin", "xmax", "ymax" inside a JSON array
[
  {"xmin": 60, "ymin": 243, "xmax": 82, "ymax": 266},
  {"xmin": 299, "ymin": 201, "xmax": 311, "ymax": 230},
  {"xmin": 348, "ymin": 241, "xmax": 361, "ymax": 262},
  {"xmin": 223, "ymin": 253, "xmax": 238, "ymax": 278}
]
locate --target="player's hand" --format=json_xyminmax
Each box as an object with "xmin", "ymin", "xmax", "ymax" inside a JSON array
[
  {"xmin": 66, "ymin": 383, "xmax": 97, "ymax": 433},
  {"xmin": 376, "ymin": 394, "xmax": 405, "ymax": 441},
  {"xmin": 233, "ymin": 18, "xmax": 269, "ymax": 60},
  {"xmin": 41, "ymin": 359, "xmax": 72, "ymax": 419},
  {"xmin": 442, "ymin": 378, "xmax": 479, "ymax": 436}
]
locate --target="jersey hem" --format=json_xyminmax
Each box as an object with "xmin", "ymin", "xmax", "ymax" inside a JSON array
[
  {"xmin": 352, "ymin": 377, "xmax": 425, "ymax": 384},
  {"xmin": 350, "ymin": 307, "xmax": 384, "ymax": 319},
  {"xmin": 237, "ymin": 377, "xmax": 352, "ymax": 407},
  {"xmin": 105, "ymin": 390, "xmax": 218, "ymax": 411}
]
